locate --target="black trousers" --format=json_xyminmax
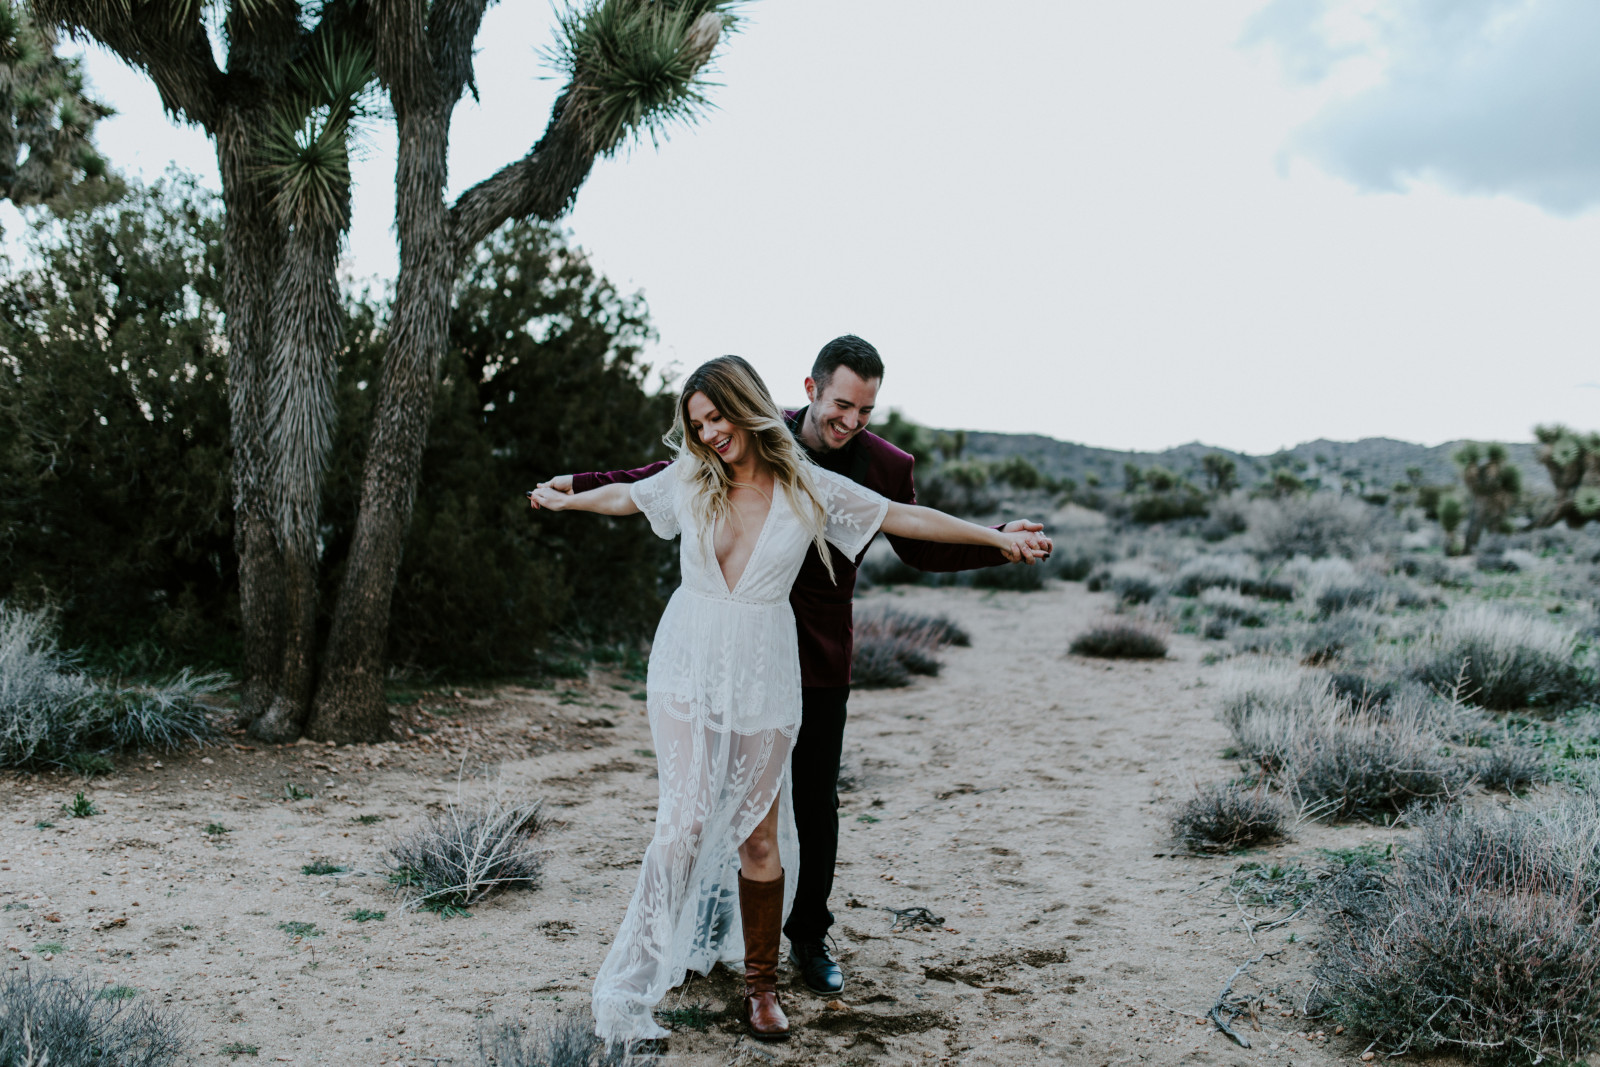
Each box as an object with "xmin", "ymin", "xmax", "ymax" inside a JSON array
[{"xmin": 783, "ymin": 684, "xmax": 851, "ymax": 944}]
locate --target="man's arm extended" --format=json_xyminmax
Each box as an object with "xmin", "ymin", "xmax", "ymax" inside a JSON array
[
  {"xmin": 540, "ymin": 460, "xmax": 672, "ymax": 495},
  {"xmin": 884, "ymin": 462, "xmax": 1044, "ymax": 572}
]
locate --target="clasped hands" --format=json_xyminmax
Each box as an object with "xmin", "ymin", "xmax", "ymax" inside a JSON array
[{"xmin": 1000, "ymin": 520, "xmax": 1052, "ymax": 565}]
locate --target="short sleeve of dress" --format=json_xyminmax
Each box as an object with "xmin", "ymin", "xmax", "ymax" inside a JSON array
[
  {"xmin": 629, "ymin": 463, "xmax": 681, "ymax": 540},
  {"xmin": 813, "ymin": 466, "xmax": 890, "ymax": 559}
]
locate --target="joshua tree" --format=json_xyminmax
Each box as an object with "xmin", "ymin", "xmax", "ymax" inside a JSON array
[
  {"xmin": 1437, "ymin": 494, "xmax": 1465, "ymax": 554},
  {"xmin": 1200, "ymin": 452, "xmax": 1237, "ymax": 494},
  {"xmin": 1532, "ymin": 424, "xmax": 1600, "ymax": 529},
  {"xmin": 0, "ymin": 2, "xmax": 109, "ymax": 221},
  {"xmin": 39, "ymin": 0, "xmax": 739, "ymax": 742},
  {"xmin": 1453, "ymin": 441, "xmax": 1521, "ymax": 553}
]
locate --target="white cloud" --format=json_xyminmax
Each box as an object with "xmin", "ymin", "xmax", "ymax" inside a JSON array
[{"xmin": 1249, "ymin": 0, "xmax": 1600, "ymax": 214}]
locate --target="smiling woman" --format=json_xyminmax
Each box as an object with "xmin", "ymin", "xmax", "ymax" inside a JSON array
[{"xmin": 528, "ymin": 354, "xmax": 1040, "ymax": 1044}]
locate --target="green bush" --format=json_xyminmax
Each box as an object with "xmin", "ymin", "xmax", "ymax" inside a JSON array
[
  {"xmin": 0, "ymin": 177, "xmax": 236, "ymax": 672},
  {"xmin": 2, "ymin": 180, "xmax": 677, "ymax": 677}
]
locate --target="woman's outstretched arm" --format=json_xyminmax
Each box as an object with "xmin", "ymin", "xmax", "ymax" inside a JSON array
[
  {"xmin": 528, "ymin": 482, "xmax": 639, "ymax": 516},
  {"xmin": 880, "ymin": 502, "xmax": 1049, "ymax": 563}
]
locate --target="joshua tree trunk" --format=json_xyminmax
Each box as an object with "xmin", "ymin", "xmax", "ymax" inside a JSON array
[
  {"xmin": 214, "ymin": 20, "xmax": 297, "ymax": 729},
  {"xmin": 308, "ymin": 100, "xmax": 454, "ymax": 742},
  {"xmin": 307, "ymin": 6, "xmax": 725, "ymax": 740},
  {"xmin": 251, "ymin": 216, "xmax": 344, "ymax": 741}
]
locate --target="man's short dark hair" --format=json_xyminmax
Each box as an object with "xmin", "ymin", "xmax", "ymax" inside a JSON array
[{"xmin": 811, "ymin": 335, "xmax": 884, "ymax": 391}]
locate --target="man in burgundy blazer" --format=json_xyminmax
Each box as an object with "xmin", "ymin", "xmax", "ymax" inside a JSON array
[{"xmin": 543, "ymin": 335, "xmax": 1048, "ymax": 994}]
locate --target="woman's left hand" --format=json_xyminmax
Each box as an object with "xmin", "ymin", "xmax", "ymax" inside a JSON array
[
  {"xmin": 999, "ymin": 530, "xmax": 1051, "ymax": 563},
  {"xmin": 528, "ymin": 487, "xmax": 570, "ymax": 512}
]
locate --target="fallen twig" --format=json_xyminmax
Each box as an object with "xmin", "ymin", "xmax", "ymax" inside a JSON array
[{"xmin": 1208, "ymin": 949, "xmax": 1283, "ymax": 1048}]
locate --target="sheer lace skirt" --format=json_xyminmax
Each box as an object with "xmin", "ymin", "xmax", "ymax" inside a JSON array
[{"xmin": 590, "ymin": 694, "xmax": 799, "ymax": 1044}]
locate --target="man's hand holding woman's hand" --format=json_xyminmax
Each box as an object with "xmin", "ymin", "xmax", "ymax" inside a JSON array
[
  {"xmin": 527, "ymin": 486, "xmax": 572, "ymax": 511},
  {"xmin": 1000, "ymin": 519, "xmax": 1051, "ymax": 564},
  {"xmin": 527, "ymin": 475, "xmax": 576, "ymax": 511},
  {"xmin": 998, "ymin": 529, "xmax": 1053, "ymax": 564}
]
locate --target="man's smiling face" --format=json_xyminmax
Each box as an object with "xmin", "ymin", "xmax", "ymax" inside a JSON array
[{"xmin": 803, "ymin": 366, "xmax": 880, "ymax": 452}]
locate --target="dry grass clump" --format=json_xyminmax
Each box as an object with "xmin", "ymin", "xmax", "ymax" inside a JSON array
[
  {"xmin": 0, "ymin": 604, "xmax": 223, "ymax": 769},
  {"xmin": 385, "ymin": 795, "xmax": 547, "ymax": 914},
  {"xmin": 1409, "ymin": 604, "xmax": 1596, "ymax": 710},
  {"xmin": 1217, "ymin": 666, "xmax": 1465, "ymax": 820},
  {"xmin": 1087, "ymin": 562, "xmax": 1163, "ymax": 604},
  {"xmin": 1069, "ymin": 620, "xmax": 1168, "ymax": 659},
  {"xmin": 1170, "ymin": 783, "xmax": 1288, "ymax": 854},
  {"xmin": 1171, "ymin": 554, "xmax": 1257, "ymax": 597},
  {"xmin": 0, "ymin": 971, "xmax": 186, "ymax": 1067},
  {"xmin": 1199, "ymin": 587, "xmax": 1266, "ymax": 627},
  {"xmin": 477, "ymin": 1014, "xmax": 636, "ymax": 1066},
  {"xmin": 852, "ymin": 607, "xmax": 969, "ymax": 689},
  {"xmin": 1315, "ymin": 799, "xmax": 1600, "ymax": 1064},
  {"xmin": 1284, "ymin": 700, "xmax": 1467, "ymax": 820},
  {"xmin": 1473, "ymin": 745, "xmax": 1548, "ymax": 795}
]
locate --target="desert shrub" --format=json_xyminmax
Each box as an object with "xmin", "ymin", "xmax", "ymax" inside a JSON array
[
  {"xmin": 1219, "ymin": 667, "xmax": 1464, "ymax": 820},
  {"xmin": 1240, "ymin": 576, "xmax": 1295, "ymax": 601},
  {"xmin": 1202, "ymin": 617, "xmax": 1231, "ymax": 640},
  {"xmin": 1128, "ymin": 488, "xmax": 1208, "ymax": 524},
  {"xmin": 1170, "ymin": 783, "xmax": 1288, "ymax": 854},
  {"xmin": 1218, "ymin": 664, "xmax": 1341, "ymax": 770},
  {"xmin": 1327, "ymin": 672, "xmax": 1396, "ymax": 710},
  {"xmin": 1199, "ymin": 587, "xmax": 1265, "ymax": 627},
  {"xmin": 991, "ymin": 455, "xmax": 1044, "ymax": 490},
  {"xmin": 1284, "ymin": 701, "xmax": 1466, "ymax": 821},
  {"xmin": 1070, "ymin": 621, "xmax": 1167, "ymax": 659},
  {"xmin": 0, "ymin": 605, "xmax": 96, "ymax": 767},
  {"xmin": 0, "ymin": 971, "xmax": 186, "ymax": 1067},
  {"xmin": 385, "ymin": 795, "xmax": 547, "ymax": 914},
  {"xmin": 1409, "ymin": 604, "xmax": 1596, "ymax": 710},
  {"xmin": 969, "ymin": 562, "xmax": 1047, "ymax": 592},
  {"xmin": 1474, "ymin": 745, "xmax": 1548, "ymax": 795},
  {"xmin": 0, "ymin": 604, "xmax": 222, "ymax": 768},
  {"xmin": 1050, "ymin": 550, "xmax": 1097, "ymax": 582},
  {"xmin": 859, "ymin": 607, "xmax": 970, "ymax": 648},
  {"xmin": 1199, "ymin": 495, "xmax": 1251, "ymax": 542},
  {"xmin": 852, "ymin": 607, "xmax": 967, "ymax": 687},
  {"xmin": 1249, "ymin": 494, "xmax": 1374, "ymax": 560},
  {"xmin": 1315, "ymin": 800, "xmax": 1600, "ymax": 1064},
  {"xmin": 477, "ymin": 1014, "xmax": 633, "ymax": 1067},
  {"xmin": 1296, "ymin": 612, "xmax": 1378, "ymax": 666},
  {"xmin": 1100, "ymin": 563, "xmax": 1161, "ymax": 604},
  {"xmin": 1171, "ymin": 554, "xmax": 1257, "ymax": 597}
]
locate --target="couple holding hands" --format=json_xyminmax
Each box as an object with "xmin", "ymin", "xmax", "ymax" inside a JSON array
[{"xmin": 528, "ymin": 335, "xmax": 1052, "ymax": 1045}]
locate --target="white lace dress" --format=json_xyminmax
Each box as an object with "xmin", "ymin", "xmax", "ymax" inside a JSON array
[{"xmin": 590, "ymin": 461, "xmax": 889, "ymax": 1043}]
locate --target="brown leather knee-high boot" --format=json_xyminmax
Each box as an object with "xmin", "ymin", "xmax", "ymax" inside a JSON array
[{"xmin": 739, "ymin": 870, "xmax": 790, "ymax": 1040}]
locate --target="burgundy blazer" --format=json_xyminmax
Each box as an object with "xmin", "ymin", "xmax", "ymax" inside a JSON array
[{"xmin": 570, "ymin": 407, "xmax": 1006, "ymax": 688}]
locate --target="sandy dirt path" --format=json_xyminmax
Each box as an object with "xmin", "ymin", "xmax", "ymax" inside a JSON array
[{"xmin": 2, "ymin": 581, "xmax": 1404, "ymax": 1065}]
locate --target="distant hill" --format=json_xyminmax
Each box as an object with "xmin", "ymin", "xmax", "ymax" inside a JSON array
[{"xmin": 947, "ymin": 430, "xmax": 1549, "ymax": 494}]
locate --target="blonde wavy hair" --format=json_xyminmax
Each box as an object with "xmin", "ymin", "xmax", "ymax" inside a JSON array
[{"xmin": 666, "ymin": 355, "xmax": 837, "ymax": 582}]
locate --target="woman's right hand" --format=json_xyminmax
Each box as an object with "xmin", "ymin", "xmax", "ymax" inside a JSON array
[{"xmin": 528, "ymin": 487, "xmax": 570, "ymax": 512}]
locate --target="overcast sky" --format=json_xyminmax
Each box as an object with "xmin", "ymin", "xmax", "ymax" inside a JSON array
[{"xmin": 31, "ymin": 0, "xmax": 1600, "ymax": 454}]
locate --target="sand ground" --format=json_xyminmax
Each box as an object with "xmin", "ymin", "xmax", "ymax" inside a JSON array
[{"xmin": 2, "ymin": 580, "xmax": 1415, "ymax": 1066}]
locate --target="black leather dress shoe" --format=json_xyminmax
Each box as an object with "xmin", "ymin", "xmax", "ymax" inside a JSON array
[{"xmin": 790, "ymin": 937, "xmax": 844, "ymax": 995}]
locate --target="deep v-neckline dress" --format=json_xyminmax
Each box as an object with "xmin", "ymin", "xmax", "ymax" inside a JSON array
[{"xmin": 590, "ymin": 461, "xmax": 888, "ymax": 1043}]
